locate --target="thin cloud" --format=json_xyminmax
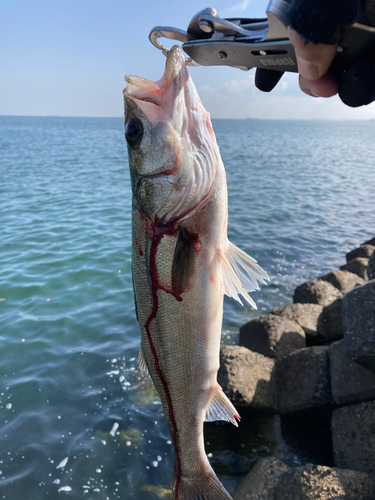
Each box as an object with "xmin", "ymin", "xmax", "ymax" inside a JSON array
[
  {"xmin": 223, "ymin": 74, "xmax": 256, "ymax": 93},
  {"xmin": 227, "ymin": 0, "xmax": 251, "ymax": 12}
]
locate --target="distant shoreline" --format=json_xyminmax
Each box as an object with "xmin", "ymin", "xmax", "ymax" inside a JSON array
[{"xmin": 0, "ymin": 114, "xmax": 374, "ymax": 122}]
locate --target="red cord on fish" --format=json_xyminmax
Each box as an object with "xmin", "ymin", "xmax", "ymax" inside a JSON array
[{"xmin": 144, "ymin": 224, "xmax": 182, "ymax": 499}]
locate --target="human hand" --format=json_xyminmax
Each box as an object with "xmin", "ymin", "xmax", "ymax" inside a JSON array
[
  {"xmin": 286, "ymin": 0, "xmax": 375, "ymax": 107},
  {"xmin": 255, "ymin": 0, "xmax": 375, "ymax": 106},
  {"xmin": 287, "ymin": 27, "xmax": 339, "ymax": 98}
]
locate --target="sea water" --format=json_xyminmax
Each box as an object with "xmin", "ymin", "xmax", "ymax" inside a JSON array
[{"xmin": 0, "ymin": 116, "xmax": 374, "ymax": 499}]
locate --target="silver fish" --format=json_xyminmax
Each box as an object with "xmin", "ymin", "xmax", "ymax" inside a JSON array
[{"xmin": 123, "ymin": 46, "xmax": 268, "ymax": 500}]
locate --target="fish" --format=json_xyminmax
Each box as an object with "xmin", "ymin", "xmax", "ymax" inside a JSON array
[{"xmin": 123, "ymin": 45, "xmax": 269, "ymax": 500}]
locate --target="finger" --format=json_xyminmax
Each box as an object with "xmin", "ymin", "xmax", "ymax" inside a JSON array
[
  {"xmin": 288, "ymin": 27, "xmax": 338, "ymax": 80},
  {"xmin": 299, "ymin": 72, "xmax": 339, "ymax": 97}
]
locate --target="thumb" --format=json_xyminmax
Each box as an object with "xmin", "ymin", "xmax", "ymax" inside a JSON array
[{"xmin": 287, "ymin": 27, "xmax": 338, "ymax": 80}]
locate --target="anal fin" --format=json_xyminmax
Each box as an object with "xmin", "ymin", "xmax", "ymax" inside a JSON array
[{"xmin": 205, "ymin": 386, "xmax": 240, "ymax": 427}]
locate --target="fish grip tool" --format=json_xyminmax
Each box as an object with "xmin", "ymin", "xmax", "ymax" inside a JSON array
[{"xmin": 149, "ymin": 0, "xmax": 375, "ymax": 106}]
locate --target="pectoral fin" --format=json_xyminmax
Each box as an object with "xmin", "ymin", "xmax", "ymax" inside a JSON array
[
  {"xmin": 171, "ymin": 227, "xmax": 198, "ymax": 298},
  {"xmin": 220, "ymin": 240, "xmax": 269, "ymax": 309},
  {"xmin": 205, "ymin": 386, "xmax": 240, "ymax": 427}
]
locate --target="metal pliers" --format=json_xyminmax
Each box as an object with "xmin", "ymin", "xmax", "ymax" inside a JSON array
[{"xmin": 149, "ymin": 0, "xmax": 375, "ymax": 106}]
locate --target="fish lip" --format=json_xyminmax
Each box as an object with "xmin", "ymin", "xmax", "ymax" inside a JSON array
[
  {"xmin": 123, "ymin": 89, "xmax": 161, "ymax": 106},
  {"xmin": 123, "ymin": 76, "xmax": 162, "ymax": 106},
  {"xmin": 164, "ymin": 45, "xmax": 186, "ymax": 83}
]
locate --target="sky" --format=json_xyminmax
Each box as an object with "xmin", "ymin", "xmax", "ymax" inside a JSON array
[{"xmin": 1, "ymin": 0, "xmax": 374, "ymax": 120}]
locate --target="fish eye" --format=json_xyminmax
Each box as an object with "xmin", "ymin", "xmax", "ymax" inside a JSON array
[{"xmin": 125, "ymin": 118, "xmax": 143, "ymax": 146}]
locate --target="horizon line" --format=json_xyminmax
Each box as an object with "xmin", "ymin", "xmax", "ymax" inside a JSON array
[{"xmin": 0, "ymin": 114, "xmax": 373, "ymax": 122}]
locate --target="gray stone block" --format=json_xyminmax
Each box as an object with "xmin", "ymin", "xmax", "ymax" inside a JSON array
[
  {"xmin": 276, "ymin": 346, "xmax": 333, "ymax": 414},
  {"xmin": 329, "ymin": 339, "xmax": 375, "ymax": 405},
  {"xmin": 368, "ymin": 250, "xmax": 375, "ymax": 280},
  {"xmin": 239, "ymin": 314, "xmax": 306, "ymax": 359},
  {"xmin": 275, "ymin": 465, "xmax": 375, "ymax": 500},
  {"xmin": 318, "ymin": 269, "xmax": 365, "ymax": 295},
  {"xmin": 270, "ymin": 303, "xmax": 323, "ymax": 340},
  {"xmin": 363, "ymin": 236, "xmax": 375, "ymax": 246},
  {"xmin": 218, "ymin": 345, "xmax": 276, "ymax": 411},
  {"xmin": 346, "ymin": 244, "xmax": 375, "ymax": 262},
  {"xmin": 332, "ymin": 401, "xmax": 375, "ymax": 475},
  {"xmin": 293, "ymin": 279, "xmax": 343, "ymax": 307},
  {"xmin": 342, "ymin": 281, "xmax": 375, "ymax": 372},
  {"xmin": 340, "ymin": 257, "xmax": 369, "ymax": 280},
  {"xmin": 317, "ymin": 298, "xmax": 343, "ymax": 344},
  {"xmin": 233, "ymin": 456, "xmax": 290, "ymax": 500}
]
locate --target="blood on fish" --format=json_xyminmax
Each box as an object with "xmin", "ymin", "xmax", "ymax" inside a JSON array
[
  {"xmin": 136, "ymin": 240, "xmax": 144, "ymax": 256},
  {"xmin": 144, "ymin": 222, "xmax": 182, "ymax": 499},
  {"xmin": 193, "ymin": 241, "xmax": 202, "ymax": 253}
]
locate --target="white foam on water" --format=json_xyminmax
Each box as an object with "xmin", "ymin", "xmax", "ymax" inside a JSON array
[
  {"xmin": 58, "ymin": 486, "xmax": 72, "ymax": 492},
  {"xmin": 56, "ymin": 457, "xmax": 68, "ymax": 469},
  {"xmin": 109, "ymin": 422, "xmax": 119, "ymax": 436}
]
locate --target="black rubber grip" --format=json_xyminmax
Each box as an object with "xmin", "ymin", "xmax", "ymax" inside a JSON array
[{"xmin": 255, "ymin": 69, "xmax": 285, "ymax": 92}]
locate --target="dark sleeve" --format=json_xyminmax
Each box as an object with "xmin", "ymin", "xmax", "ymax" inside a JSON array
[{"xmin": 287, "ymin": 0, "xmax": 359, "ymax": 44}]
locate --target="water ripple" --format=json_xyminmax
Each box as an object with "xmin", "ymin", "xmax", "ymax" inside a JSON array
[{"xmin": 1, "ymin": 116, "xmax": 374, "ymax": 498}]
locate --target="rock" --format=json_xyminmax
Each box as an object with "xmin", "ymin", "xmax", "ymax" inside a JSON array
[
  {"xmin": 270, "ymin": 303, "xmax": 323, "ymax": 341},
  {"xmin": 239, "ymin": 315, "xmax": 306, "ymax": 359},
  {"xmin": 329, "ymin": 339, "xmax": 375, "ymax": 406},
  {"xmin": 276, "ymin": 346, "xmax": 332, "ymax": 414},
  {"xmin": 293, "ymin": 279, "xmax": 343, "ymax": 306},
  {"xmin": 332, "ymin": 401, "xmax": 375, "ymax": 475},
  {"xmin": 368, "ymin": 250, "xmax": 375, "ymax": 280},
  {"xmin": 275, "ymin": 464, "xmax": 375, "ymax": 500},
  {"xmin": 342, "ymin": 281, "xmax": 375, "ymax": 372},
  {"xmin": 318, "ymin": 270, "xmax": 365, "ymax": 295},
  {"xmin": 204, "ymin": 416, "xmax": 281, "ymax": 475},
  {"xmin": 218, "ymin": 345, "xmax": 276, "ymax": 411},
  {"xmin": 317, "ymin": 298, "xmax": 343, "ymax": 344},
  {"xmin": 279, "ymin": 411, "xmax": 334, "ymax": 467},
  {"xmin": 208, "ymin": 449, "xmax": 252, "ymax": 476},
  {"xmin": 233, "ymin": 456, "xmax": 290, "ymax": 500},
  {"xmin": 363, "ymin": 236, "xmax": 375, "ymax": 246},
  {"xmin": 346, "ymin": 244, "xmax": 375, "ymax": 262},
  {"xmin": 340, "ymin": 257, "xmax": 369, "ymax": 280}
]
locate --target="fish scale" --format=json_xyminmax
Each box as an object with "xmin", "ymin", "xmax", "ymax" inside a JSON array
[{"xmin": 124, "ymin": 45, "xmax": 269, "ymax": 500}]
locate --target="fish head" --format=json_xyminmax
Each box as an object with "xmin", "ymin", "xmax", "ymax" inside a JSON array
[{"xmin": 124, "ymin": 45, "xmax": 220, "ymax": 226}]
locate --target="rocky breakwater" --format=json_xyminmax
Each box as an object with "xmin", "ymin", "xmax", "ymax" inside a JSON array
[{"xmin": 218, "ymin": 237, "xmax": 375, "ymax": 499}]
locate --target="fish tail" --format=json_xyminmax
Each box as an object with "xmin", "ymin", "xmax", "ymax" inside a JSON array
[{"xmin": 171, "ymin": 464, "xmax": 233, "ymax": 500}]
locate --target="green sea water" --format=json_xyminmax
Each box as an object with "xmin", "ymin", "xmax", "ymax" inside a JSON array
[{"xmin": 0, "ymin": 116, "xmax": 374, "ymax": 499}]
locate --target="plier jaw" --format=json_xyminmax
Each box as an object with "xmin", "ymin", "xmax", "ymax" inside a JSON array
[
  {"xmin": 149, "ymin": 1, "xmax": 375, "ymax": 76},
  {"xmin": 149, "ymin": 4, "xmax": 297, "ymax": 72}
]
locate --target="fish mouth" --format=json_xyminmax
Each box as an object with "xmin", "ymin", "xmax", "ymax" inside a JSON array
[
  {"xmin": 123, "ymin": 75, "xmax": 162, "ymax": 106},
  {"xmin": 123, "ymin": 46, "xmax": 187, "ymax": 116}
]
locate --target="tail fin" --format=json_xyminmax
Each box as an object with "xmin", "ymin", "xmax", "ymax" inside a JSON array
[{"xmin": 171, "ymin": 466, "xmax": 233, "ymax": 500}]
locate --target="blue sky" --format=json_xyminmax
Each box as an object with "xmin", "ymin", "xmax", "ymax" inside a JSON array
[{"xmin": 1, "ymin": 0, "xmax": 374, "ymax": 119}]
